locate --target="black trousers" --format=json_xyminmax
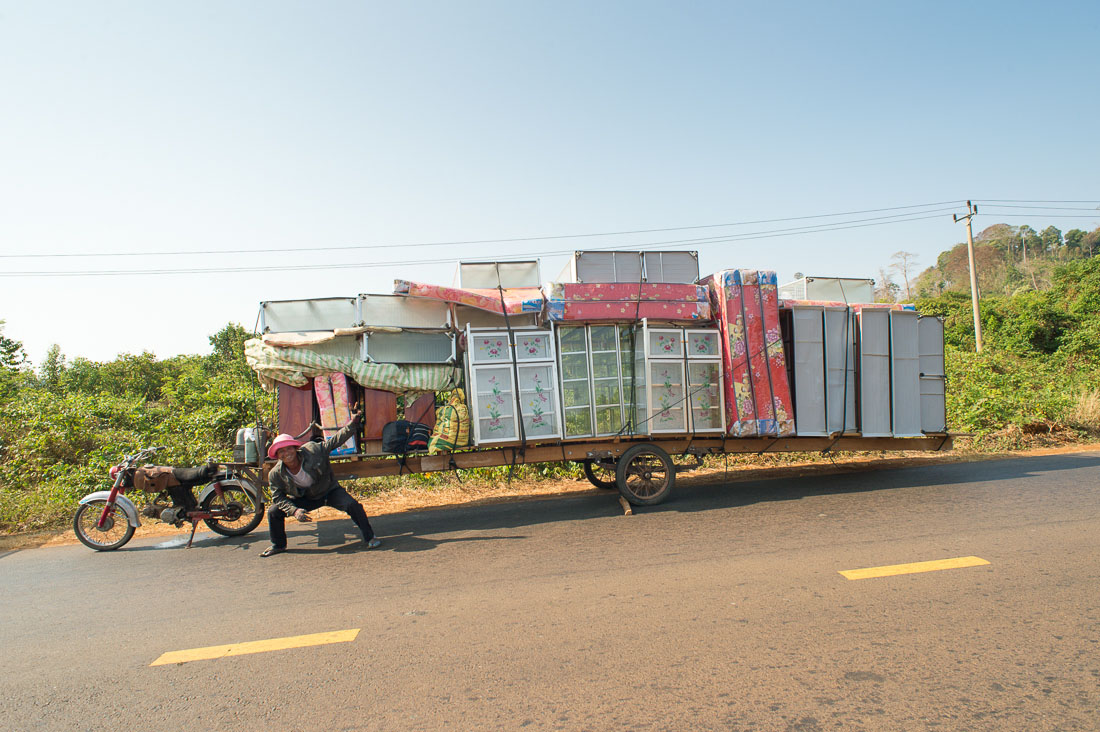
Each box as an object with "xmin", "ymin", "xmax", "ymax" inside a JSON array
[{"xmin": 266, "ymin": 484, "xmax": 374, "ymax": 548}]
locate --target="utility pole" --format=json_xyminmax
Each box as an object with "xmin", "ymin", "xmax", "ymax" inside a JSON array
[{"xmin": 954, "ymin": 201, "xmax": 983, "ymax": 352}]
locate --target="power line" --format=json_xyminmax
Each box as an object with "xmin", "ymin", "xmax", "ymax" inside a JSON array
[
  {"xmin": 0, "ymin": 211, "xmax": 951, "ymax": 278},
  {"xmin": 975, "ymin": 204, "xmax": 1100, "ymax": 211},
  {"xmin": 975, "ymin": 214, "xmax": 1100, "ymax": 219},
  {"xmin": 0, "ymin": 200, "xmax": 966, "ymax": 260},
  {"xmin": 974, "ymin": 199, "xmax": 1100, "ymax": 203}
]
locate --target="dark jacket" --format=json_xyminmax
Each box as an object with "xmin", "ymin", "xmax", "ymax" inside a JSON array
[{"xmin": 269, "ymin": 422, "xmax": 357, "ymax": 515}]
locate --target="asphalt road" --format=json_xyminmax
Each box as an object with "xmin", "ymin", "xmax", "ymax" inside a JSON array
[{"xmin": 2, "ymin": 452, "xmax": 1098, "ymax": 731}]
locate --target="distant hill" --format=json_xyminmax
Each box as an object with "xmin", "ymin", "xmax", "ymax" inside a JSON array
[{"xmin": 907, "ymin": 223, "xmax": 1100, "ymax": 299}]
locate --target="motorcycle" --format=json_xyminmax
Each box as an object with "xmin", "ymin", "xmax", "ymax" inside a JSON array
[{"xmin": 73, "ymin": 446, "xmax": 266, "ymax": 551}]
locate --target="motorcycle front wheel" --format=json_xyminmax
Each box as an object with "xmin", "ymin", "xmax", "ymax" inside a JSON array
[
  {"xmin": 202, "ymin": 487, "xmax": 265, "ymax": 537},
  {"xmin": 73, "ymin": 500, "xmax": 135, "ymax": 551}
]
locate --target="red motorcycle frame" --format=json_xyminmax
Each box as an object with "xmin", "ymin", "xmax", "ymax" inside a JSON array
[{"xmin": 74, "ymin": 446, "xmax": 265, "ymax": 551}]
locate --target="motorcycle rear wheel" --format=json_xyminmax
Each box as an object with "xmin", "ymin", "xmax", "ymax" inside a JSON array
[
  {"xmin": 202, "ymin": 487, "xmax": 264, "ymax": 537},
  {"xmin": 73, "ymin": 500, "xmax": 135, "ymax": 551}
]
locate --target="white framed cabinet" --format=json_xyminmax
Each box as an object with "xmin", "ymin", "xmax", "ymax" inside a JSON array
[
  {"xmin": 643, "ymin": 323, "xmax": 724, "ymax": 435},
  {"xmin": 556, "ymin": 324, "xmax": 648, "ymax": 439},
  {"xmin": 467, "ymin": 328, "xmax": 562, "ymax": 445}
]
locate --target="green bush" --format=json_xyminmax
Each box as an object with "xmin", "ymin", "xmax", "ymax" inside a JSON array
[{"xmin": 0, "ymin": 324, "xmax": 268, "ymax": 532}]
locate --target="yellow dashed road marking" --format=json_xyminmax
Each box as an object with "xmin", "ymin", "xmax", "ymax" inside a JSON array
[
  {"xmin": 839, "ymin": 556, "xmax": 990, "ymax": 580},
  {"xmin": 151, "ymin": 628, "xmax": 359, "ymax": 666}
]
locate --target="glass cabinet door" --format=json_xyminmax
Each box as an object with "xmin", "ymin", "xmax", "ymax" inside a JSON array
[
  {"xmin": 518, "ymin": 364, "xmax": 558, "ymax": 438},
  {"xmin": 557, "ymin": 326, "xmax": 593, "ymax": 438},
  {"xmin": 470, "ymin": 332, "xmax": 512, "ymax": 364},
  {"xmin": 619, "ymin": 326, "xmax": 647, "ymax": 435},
  {"xmin": 473, "ymin": 365, "xmax": 516, "ymax": 441},
  {"xmin": 515, "ymin": 332, "xmax": 552, "ymax": 361},
  {"xmin": 685, "ymin": 330, "xmax": 720, "ymax": 358},
  {"xmin": 649, "ymin": 361, "xmax": 687, "ymax": 432},
  {"xmin": 688, "ymin": 361, "xmax": 723, "ymax": 432},
  {"xmin": 589, "ymin": 326, "xmax": 624, "ymax": 436},
  {"xmin": 647, "ymin": 329, "xmax": 684, "ymax": 358}
]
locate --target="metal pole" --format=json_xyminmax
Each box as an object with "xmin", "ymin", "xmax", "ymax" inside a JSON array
[
  {"xmin": 955, "ymin": 201, "xmax": 983, "ymax": 353},
  {"xmin": 964, "ymin": 206, "xmax": 983, "ymax": 352}
]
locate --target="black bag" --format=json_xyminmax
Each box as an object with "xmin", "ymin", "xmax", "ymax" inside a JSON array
[
  {"xmin": 382, "ymin": 420, "xmax": 431, "ymax": 454},
  {"xmin": 382, "ymin": 420, "xmax": 413, "ymax": 454}
]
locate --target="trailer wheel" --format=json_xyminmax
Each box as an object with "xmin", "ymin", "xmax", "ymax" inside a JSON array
[
  {"xmin": 582, "ymin": 459, "xmax": 618, "ymax": 490},
  {"xmin": 616, "ymin": 444, "xmax": 675, "ymax": 506}
]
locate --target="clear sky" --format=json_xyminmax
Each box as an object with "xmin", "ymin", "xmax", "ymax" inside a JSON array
[{"xmin": 2, "ymin": 1, "xmax": 1097, "ymax": 364}]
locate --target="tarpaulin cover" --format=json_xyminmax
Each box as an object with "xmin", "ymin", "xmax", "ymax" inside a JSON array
[
  {"xmin": 245, "ymin": 339, "xmax": 460, "ymax": 395},
  {"xmin": 393, "ymin": 280, "xmax": 544, "ymax": 315},
  {"xmin": 703, "ymin": 270, "xmax": 795, "ymax": 437},
  {"xmin": 546, "ymin": 282, "xmax": 711, "ymax": 322}
]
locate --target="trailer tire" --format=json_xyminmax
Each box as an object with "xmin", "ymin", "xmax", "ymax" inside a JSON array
[
  {"xmin": 616, "ymin": 444, "xmax": 675, "ymax": 506},
  {"xmin": 582, "ymin": 459, "xmax": 618, "ymax": 490}
]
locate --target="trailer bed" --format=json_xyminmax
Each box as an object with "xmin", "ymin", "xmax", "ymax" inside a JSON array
[{"xmin": 327, "ymin": 434, "xmax": 955, "ymax": 506}]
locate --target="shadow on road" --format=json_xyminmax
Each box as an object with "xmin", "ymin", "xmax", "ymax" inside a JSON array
[
  {"xmin": 111, "ymin": 520, "xmax": 529, "ymax": 556},
  {"xmin": 363, "ymin": 451, "xmax": 1100, "ymax": 541},
  {"xmin": 26, "ymin": 451, "xmax": 1097, "ymax": 557},
  {"xmin": 665, "ymin": 451, "xmax": 1100, "ymax": 514}
]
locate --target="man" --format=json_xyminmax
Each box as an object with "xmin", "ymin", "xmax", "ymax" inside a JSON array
[{"xmin": 260, "ymin": 410, "xmax": 381, "ymax": 557}]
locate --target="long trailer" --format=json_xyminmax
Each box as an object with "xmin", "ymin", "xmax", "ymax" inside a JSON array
[{"xmin": 248, "ymin": 254, "xmax": 952, "ymax": 507}]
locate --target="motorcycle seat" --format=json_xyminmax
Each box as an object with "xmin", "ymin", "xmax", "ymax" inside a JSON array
[{"xmin": 172, "ymin": 463, "xmax": 218, "ymax": 487}]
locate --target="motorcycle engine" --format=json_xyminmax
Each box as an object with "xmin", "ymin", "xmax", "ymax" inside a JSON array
[{"xmin": 140, "ymin": 500, "xmax": 168, "ymax": 519}]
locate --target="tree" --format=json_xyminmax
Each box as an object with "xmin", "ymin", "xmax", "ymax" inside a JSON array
[
  {"xmin": 976, "ymin": 223, "xmax": 1019, "ymax": 259},
  {"xmin": 1017, "ymin": 225, "xmax": 1039, "ymax": 265},
  {"xmin": 1064, "ymin": 228, "xmax": 1086, "ymax": 255},
  {"xmin": 1040, "ymin": 226, "xmax": 1063, "ymax": 256},
  {"xmin": 0, "ymin": 321, "xmax": 28, "ymax": 401},
  {"xmin": 1082, "ymin": 227, "xmax": 1100, "ymax": 258},
  {"xmin": 0, "ymin": 320, "xmax": 26, "ymax": 371},
  {"xmin": 889, "ymin": 251, "xmax": 919, "ymax": 301},
  {"xmin": 874, "ymin": 267, "xmax": 900, "ymax": 302},
  {"xmin": 913, "ymin": 264, "xmax": 946, "ymax": 297},
  {"xmin": 38, "ymin": 344, "xmax": 66, "ymax": 393},
  {"xmin": 209, "ymin": 322, "xmax": 252, "ymax": 364}
]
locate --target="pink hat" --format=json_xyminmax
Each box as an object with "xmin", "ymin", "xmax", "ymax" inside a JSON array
[{"xmin": 267, "ymin": 434, "xmax": 303, "ymax": 460}]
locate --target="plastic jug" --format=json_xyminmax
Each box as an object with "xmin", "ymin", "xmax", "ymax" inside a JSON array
[{"xmin": 243, "ymin": 428, "xmax": 257, "ymax": 464}]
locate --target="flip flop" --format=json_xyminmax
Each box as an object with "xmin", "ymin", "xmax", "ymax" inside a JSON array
[{"xmin": 260, "ymin": 545, "xmax": 287, "ymax": 557}]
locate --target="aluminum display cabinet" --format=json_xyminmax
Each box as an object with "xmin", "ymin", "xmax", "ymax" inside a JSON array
[
  {"xmin": 777, "ymin": 277, "xmax": 875, "ymax": 304},
  {"xmin": 363, "ymin": 332, "xmax": 456, "ymax": 364},
  {"xmin": 557, "ymin": 250, "xmax": 700, "ymax": 284},
  {"xmin": 556, "ymin": 324, "xmax": 648, "ymax": 439},
  {"xmin": 306, "ymin": 335, "xmax": 364, "ymax": 361},
  {"xmin": 260, "ymin": 297, "xmax": 359, "ymax": 333},
  {"xmin": 465, "ymin": 326, "xmax": 562, "ymax": 445},
  {"xmin": 918, "ymin": 316, "xmax": 947, "ymax": 434},
  {"xmin": 642, "ymin": 322, "xmax": 724, "ymax": 435},
  {"xmin": 858, "ymin": 309, "xmax": 892, "ymax": 437},
  {"xmin": 457, "ymin": 260, "xmax": 541, "ymax": 289},
  {"xmin": 824, "ymin": 308, "xmax": 859, "ymax": 435},
  {"xmin": 789, "ymin": 305, "xmax": 859, "ymax": 436},
  {"xmin": 358, "ymin": 293, "xmax": 450, "ymax": 329},
  {"xmin": 791, "ymin": 306, "xmax": 827, "ymax": 436},
  {"xmin": 890, "ymin": 310, "xmax": 923, "ymax": 437}
]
